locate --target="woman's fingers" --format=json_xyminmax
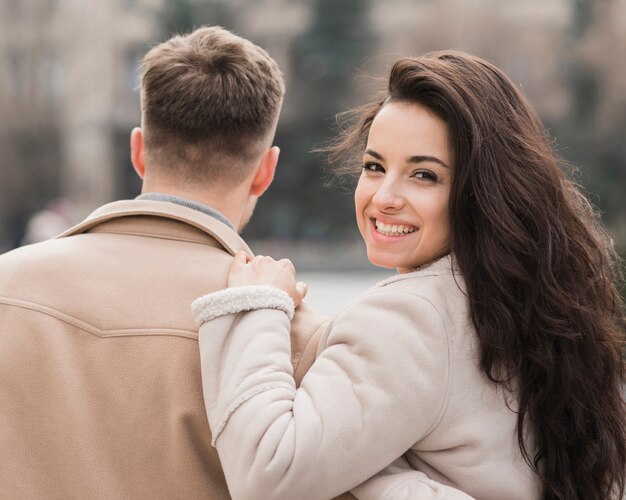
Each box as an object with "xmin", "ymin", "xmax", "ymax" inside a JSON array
[
  {"xmin": 228, "ymin": 251, "xmax": 253, "ymax": 287},
  {"xmin": 228, "ymin": 254, "xmax": 306, "ymax": 307},
  {"xmin": 295, "ymin": 281, "xmax": 308, "ymax": 304},
  {"xmin": 278, "ymin": 258, "xmax": 296, "ymax": 273},
  {"xmin": 230, "ymin": 251, "xmax": 250, "ymax": 271}
]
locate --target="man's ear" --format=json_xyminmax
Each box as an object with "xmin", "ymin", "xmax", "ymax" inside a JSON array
[
  {"xmin": 249, "ymin": 146, "xmax": 279, "ymax": 197},
  {"xmin": 130, "ymin": 127, "xmax": 146, "ymax": 180}
]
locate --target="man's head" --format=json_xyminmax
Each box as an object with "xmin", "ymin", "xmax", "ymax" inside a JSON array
[
  {"xmin": 139, "ymin": 25, "xmax": 284, "ymax": 182},
  {"xmin": 130, "ymin": 26, "xmax": 285, "ymax": 228}
]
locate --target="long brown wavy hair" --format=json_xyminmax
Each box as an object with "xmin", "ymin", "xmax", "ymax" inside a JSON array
[{"xmin": 327, "ymin": 51, "xmax": 625, "ymax": 499}]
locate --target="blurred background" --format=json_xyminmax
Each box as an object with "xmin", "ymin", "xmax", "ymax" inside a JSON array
[{"xmin": 1, "ymin": 0, "xmax": 625, "ymax": 312}]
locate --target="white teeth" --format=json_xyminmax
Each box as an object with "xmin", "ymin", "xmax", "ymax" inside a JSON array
[{"xmin": 374, "ymin": 219, "xmax": 417, "ymax": 236}]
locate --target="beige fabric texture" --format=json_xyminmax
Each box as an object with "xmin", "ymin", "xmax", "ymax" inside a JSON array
[
  {"xmin": 195, "ymin": 255, "xmax": 542, "ymax": 500},
  {"xmin": 0, "ymin": 199, "xmax": 332, "ymax": 499}
]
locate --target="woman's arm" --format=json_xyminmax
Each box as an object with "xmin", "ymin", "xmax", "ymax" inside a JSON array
[
  {"xmin": 192, "ymin": 254, "xmax": 453, "ymax": 500},
  {"xmin": 289, "ymin": 302, "xmax": 331, "ymax": 387},
  {"xmin": 352, "ymin": 457, "xmax": 475, "ymax": 500}
]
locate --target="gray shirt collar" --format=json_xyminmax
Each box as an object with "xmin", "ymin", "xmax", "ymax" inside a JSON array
[{"xmin": 136, "ymin": 192, "xmax": 236, "ymax": 231}]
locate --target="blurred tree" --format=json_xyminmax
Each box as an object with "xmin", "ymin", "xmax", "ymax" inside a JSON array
[
  {"xmin": 156, "ymin": 0, "xmax": 376, "ymax": 241},
  {"xmin": 570, "ymin": 0, "xmax": 594, "ymax": 36},
  {"xmin": 160, "ymin": 0, "xmax": 235, "ymax": 37},
  {"xmin": 161, "ymin": 0, "xmax": 195, "ymax": 34},
  {"xmin": 244, "ymin": 0, "xmax": 377, "ymax": 241},
  {"xmin": 0, "ymin": 3, "xmax": 62, "ymax": 250},
  {"xmin": 555, "ymin": 0, "xmax": 626, "ymax": 241},
  {"xmin": 566, "ymin": 0, "xmax": 598, "ymax": 129},
  {"xmin": 0, "ymin": 121, "xmax": 61, "ymax": 252}
]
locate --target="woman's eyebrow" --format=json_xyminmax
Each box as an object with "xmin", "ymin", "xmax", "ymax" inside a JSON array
[
  {"xmin": 408, "ymin": 155, "xmax": 450, "ymax": 169},
  {"xmin": 365, "ymin": 149, "xmax": 449, "ymax": 169},
  {"xmin": 364, "ymin": 148, "xmax": 383, "ymax": 160}
]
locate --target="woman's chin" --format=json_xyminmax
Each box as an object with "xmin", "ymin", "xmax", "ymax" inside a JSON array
[{"xmin": 366, "ymin": 253, "xmax": 402, "ymax": 271}]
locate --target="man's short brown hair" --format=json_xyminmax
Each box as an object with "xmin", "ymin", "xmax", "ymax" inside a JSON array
[{"xmin": 140, "ymin": 26, "xmax": 285, "ymax": 183}]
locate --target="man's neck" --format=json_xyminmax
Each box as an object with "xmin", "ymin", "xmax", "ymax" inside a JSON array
[
  {"xmin": 140, "ymin": 183, "xmax": 246, "ymax": 229},
  {"xmin": 137, "ymin": 192, "xmax": 236, "ymax": 231}
]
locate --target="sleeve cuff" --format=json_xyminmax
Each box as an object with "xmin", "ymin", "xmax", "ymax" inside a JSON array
[{"xmin": 191, "ymin": 285, "xmax": 295, "ymax": 326}]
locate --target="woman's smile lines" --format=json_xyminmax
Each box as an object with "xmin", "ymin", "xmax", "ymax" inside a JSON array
[{"xmin": 374, "ymin": 219, "xmax": 417, "ymax": 236}]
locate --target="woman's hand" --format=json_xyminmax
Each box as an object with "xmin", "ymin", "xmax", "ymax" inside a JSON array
[{"xmin": 228, "ymin": 251, "xmax": 308, "ymax": 307}]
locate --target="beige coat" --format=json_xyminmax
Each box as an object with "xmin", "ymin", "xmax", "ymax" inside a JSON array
[
  {"xmin": 193, "ymin": 255, "xmax": 542, "ymax": 500},
  {"xmin": 0, "ymin": 199, "xmax": 330, "ymax": 499}
]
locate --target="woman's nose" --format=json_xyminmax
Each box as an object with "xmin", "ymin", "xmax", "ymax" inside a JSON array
[{"xmin": 372, "ymin": 178, "xmax": 405, "ymax": 211}]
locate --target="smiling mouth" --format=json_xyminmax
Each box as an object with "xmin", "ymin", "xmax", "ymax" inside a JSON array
[{"xmin": 373, "ymin": 218, "xmax": 418, "ymax": 237}]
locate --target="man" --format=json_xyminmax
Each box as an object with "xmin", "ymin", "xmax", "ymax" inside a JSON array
[{"xmin": 0, "ymin": 26, "xmax": 332, "ymax": 499}]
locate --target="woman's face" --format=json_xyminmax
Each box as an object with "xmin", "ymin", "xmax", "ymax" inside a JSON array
[{"xmin": 355, "ymin": 101, "xmax": 453, "ymax": 273}]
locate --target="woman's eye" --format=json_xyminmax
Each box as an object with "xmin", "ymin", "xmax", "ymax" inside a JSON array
[
  {"xmin": 362, "ymin": 162, "xmax": 385, "ymax": 173},
  {"xmin": 413, "ymin": 170, "xmax": 438, "ymax": 182}
]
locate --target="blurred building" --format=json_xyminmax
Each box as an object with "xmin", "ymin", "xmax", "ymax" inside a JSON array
[
  {"xmin": 0, "ymin": 0, "xmax": 163, "ymax": 233},
  {"xmin": 210, "ymin": 0, "xmax": 311, "ymax": 124},
  {"xmin": 369, "ymin": 0, "xmax": 572, "ymax": 122},
  {"xmin": 578, "ymin": 0, "xmax": 626, "ymax": 129}
]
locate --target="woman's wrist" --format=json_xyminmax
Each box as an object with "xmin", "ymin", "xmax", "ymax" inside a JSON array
[{"xmin": 191, "ymin": 285, "xmax": 295, "ymax": 326}]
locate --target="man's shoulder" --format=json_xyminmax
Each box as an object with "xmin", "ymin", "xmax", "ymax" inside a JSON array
[
  {"xmin": 0, "ymin": 236, "xmax": 68, "ymax": 274},
  {"xmin": 0, "ymin": 200, "xmax": 241, "ymax": 334}
]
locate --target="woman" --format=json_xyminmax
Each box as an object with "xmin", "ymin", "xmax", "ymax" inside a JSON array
[{"xmin": 191, "ymin": 51, "xmax": 625, "ymax": 499}]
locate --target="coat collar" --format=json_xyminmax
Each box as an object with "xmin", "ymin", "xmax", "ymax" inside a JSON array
[
  {"xmin": 374, "ymin": 254, "xmax": 456, "ymax": 288},
  {"xmin": 58, "ymin": 199, "xmax": 252, "ymax": 257}
]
